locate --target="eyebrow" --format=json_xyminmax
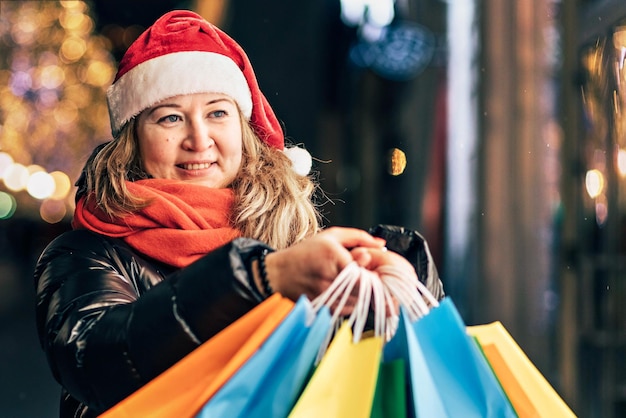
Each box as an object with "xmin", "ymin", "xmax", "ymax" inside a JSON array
[{"xmin": 146, "ymin": 98, "xmax": 234, "ymax": 116}]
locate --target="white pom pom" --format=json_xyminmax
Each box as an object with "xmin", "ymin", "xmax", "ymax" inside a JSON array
[{"xmin": 283, "ymin": 146, "xmax": 312, "ymax": 176}]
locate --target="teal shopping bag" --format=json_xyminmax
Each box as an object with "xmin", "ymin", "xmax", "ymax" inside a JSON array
[
  {"xmin": 195, "ymin": 295, "xmax": 331, "ymax": 418},
  {"xmin": 410, "ymin": 297, "xmax": 518, "ymax": 417},
  {"xmin": 384, "ymin": 310, "xmax": 447, "ymax": 417}
]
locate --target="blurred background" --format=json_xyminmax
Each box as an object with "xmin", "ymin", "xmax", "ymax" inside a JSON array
[{"xmin": 0, "ymin": 0, "xmax": 625, "ymax": 416}]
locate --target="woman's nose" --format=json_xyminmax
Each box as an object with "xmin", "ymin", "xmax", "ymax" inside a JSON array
[{"xmin": 183, "ymin": 118, "xmax": 214, "ymax": 151}]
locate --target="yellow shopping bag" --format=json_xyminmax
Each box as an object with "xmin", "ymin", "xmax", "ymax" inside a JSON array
[
  {"xmin": 467, "ymin": 321, "xmax": 576, "ymax": 418},
  {"xmin": 289, "ymin": 322, "xmax": 383, "ymax": 418}
]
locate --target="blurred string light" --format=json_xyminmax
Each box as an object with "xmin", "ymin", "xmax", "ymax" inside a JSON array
[{"xmin": 0, "ymin": 0, "xmax": 115, "ymax": 223}]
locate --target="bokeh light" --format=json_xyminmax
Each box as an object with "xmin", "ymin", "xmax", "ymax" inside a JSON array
[
  {"xmin": 3, "ymin": 163, "xmax": 29, "ymax": 192},
  {"xmin": 0, "ymin": 153, "xmax": 14, "ymax": 178},
  {"xmin": 27, "ymin": 171, "xmax": 55, "ymax": 199},
  {"xmin": 40, "ymin": 199, "xmax": 67, "ymax": 224},
  {"xmin": 60, "ymin": 36, "xmax": 87, "ymax": 62},
  {"xmin": 40, "ymin": 64, "xmax": 65, "ymax": 89},
  {"xmin": 27, "ymin": 164, "xmax": 45, "ymax": 174},
  {"xmin": 49, "ymin": 171, "xmax": 72, "ymax": 200},
  {"xmin": 388, "ymin": 148, "xmax": 407, "ymax": 176},
  {"xmin": 617, "ymin": 148, "xmax": 626, "ymax": 177},
  {"xmin": 0, "ymin": 0, "xmax": 114, "ymax": 221},
  {"xmin": 585, "ymin": 169, "xmax": 604, "ymax": 199},
  {"xmin": 0, "ymin": 192, "xmax": 17, "ymax": 219}
]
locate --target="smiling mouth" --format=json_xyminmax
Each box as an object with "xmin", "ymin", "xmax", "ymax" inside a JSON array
[{"xmin": 178, "ymin": 162, "xmax": 212, "ymax": 170}]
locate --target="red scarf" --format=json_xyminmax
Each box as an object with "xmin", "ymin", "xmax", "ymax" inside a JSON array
[{"xmin": 72, "ymin": 179, "xmax": 241, "ymax": 267}]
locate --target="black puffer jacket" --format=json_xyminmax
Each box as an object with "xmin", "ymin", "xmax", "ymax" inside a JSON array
[{"xmin": 34, "ymin": 224, "xmax": 443, "ymax": 417}]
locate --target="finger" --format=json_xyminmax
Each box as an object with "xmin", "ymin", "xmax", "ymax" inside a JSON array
[
  {"xmin": 350, "ymin": 247, "xmax": 372, "ymax": 267},
  {"xmin": 356, "ymin": 248, "xmax": 392, "ymax": 270},
  {"xmin": 324, "ymin": 227, "xmax": 386, "ymax": 249}
]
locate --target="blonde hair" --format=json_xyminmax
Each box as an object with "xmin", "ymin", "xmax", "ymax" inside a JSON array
[
  {"xmin": 81, "ymin": 115, "xmax": 321, "ymax": 249},
  {"xmin": 231, "ymin": 120, "xmax": 321, "ymax": 248}
]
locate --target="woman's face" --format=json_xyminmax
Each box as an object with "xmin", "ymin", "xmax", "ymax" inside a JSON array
[{"xmin": 136, "ymin": 92, "xmax": 243, "ymax": 188}]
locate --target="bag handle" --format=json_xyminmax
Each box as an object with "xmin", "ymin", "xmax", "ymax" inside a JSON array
[
  {"xmin": 378, "ymin": 264, "xmax": 439, "ymax": 323},
  {"xmin": 311, "ymin": 257, "xmax": 441, "ymax": 350}
]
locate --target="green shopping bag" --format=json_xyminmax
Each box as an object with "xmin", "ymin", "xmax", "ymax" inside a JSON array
[{"xmin": 370, "ymin": 359, "xmax": 407, "ymax": 418}]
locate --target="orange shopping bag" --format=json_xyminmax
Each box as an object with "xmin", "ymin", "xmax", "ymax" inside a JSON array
[
  {"xmin": 100, "ymin": 293, "xmax": 294, "ymax": 418},
  {"xmin": 468, "ymin": 321, "xmax": 576, "ymax": 418}
]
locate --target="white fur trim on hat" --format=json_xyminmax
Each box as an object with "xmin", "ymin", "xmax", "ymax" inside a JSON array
[
  {"xmin": 284, "ymin": 146, "xmax": 313, "ymax": 176},
  {"xmin": 107, "ymin": 51, "xmax": 252, "ymax": 136}
]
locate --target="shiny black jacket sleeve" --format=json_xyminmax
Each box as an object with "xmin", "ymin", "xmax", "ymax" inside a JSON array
[
  {"xmin": 34, "ymin": 229, "xmax": 269, "ymax": 415},
  {"xmin": 369, "ymin": 224, "xmax": 445, "ymax": 301}
]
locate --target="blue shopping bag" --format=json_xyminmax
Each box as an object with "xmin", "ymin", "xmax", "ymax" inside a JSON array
[
  {"xmin": 411, "ymin": 297, "xmax": 518, "ymax": 418},
  {"xmin": 195, "ymin": 295, "xmax": 331, "ymax": 418},
  {"xmin": 384, "ymin": 309, "xmax": 447, "ymax": 417}
]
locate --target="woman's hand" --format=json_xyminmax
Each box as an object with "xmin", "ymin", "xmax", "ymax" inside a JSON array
[
  {"xmin": 351, "ymin": 246, "xmax": 417, "ymax": 317},
  {"xmin": 350, "ymin": 246, "xmax": 417, "ymax": 278},
  {"xmin": 262, "ymin": 227, "xmax": 386, "ymax": 310}
]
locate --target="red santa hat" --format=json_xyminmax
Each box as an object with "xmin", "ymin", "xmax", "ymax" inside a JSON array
[{"xmin": 106, "ymin": 10, "xmax": 284, "ymax": 150}]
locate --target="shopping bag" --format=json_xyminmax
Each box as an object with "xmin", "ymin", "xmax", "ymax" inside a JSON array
[
  {"xmin": 195, "ymin": 295, "xmax": 331, "ymax": 418},
  {"xmin": 288, "ymin": 321, "xmax": 384, "ymax": 418},
  {"xmin": 410, "ymin": 298, "xmax": 518, "ymax": 418},
  {"xmin": 383, "ymin": 309, "xmax": 447, "ymax": 417},
  {"xmin": 370, "ymin": 358, "xmax": 408, "ymax": 418},
  {"xmin": 100, "ymin": 293, "xmax": 294, "ymax": 418},
  {"xmin": 378, "ymin": 265, "xmax": 515, "ymax": 417},
  {"xmin": 467, "ymin": 321, "xmax": 576, "ymax": 418}
]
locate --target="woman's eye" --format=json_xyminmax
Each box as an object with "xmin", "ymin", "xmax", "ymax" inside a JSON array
[
  {"xmin": 159, "ymin": 114, "xmax": 181, "ymax": 123},
  {"xmin": 210, "ymin": 110, "xmax": 227, "ymax": 118}
]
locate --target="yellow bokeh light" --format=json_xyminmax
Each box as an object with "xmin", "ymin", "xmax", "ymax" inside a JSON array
[
  {"xmin": 64, "ymin": 83, "xmax": 92, "ymax": 108},
  {"xmin": 11, "ymin": 16, "xmax": 38, "ymax": 45},
  {"xmin": 27, "ymin": 164, "xmax": 45, "ymax": 174},
  {"xmin": 0, "ymin": 152, "xmax": 15, "ymax": 178},
  {"xmin": 3, "ymin": 163, "xmax": 29, "ymax": 191},
  {"xmin": 53, "ymin": 100, "xmax": 78, "ymax": 125},
  {"xmin": 388, "ymin": 148, "xmax": 407, "ymax": 176},
  {"xmin": 0, "ymin": 0, "xmax": 112, "ymax": 221},
  {"xmin": 60, "ymin": 0, "xmax": 87, "ymax": 12},
  {"xmin": 585, "ymin": 169, "xmax": 604, "ymax": 199},
  {"xmin": 618, "ymin": 149, "xmax": 626, "ymax": 177},
  {"xmin": 60, "ymin": 10, "xmax": 85, "ymax": 30},
  {"xmin": 4, "ymin": 107, "xmax": 29, "ymax": 132},
  {"xmin": 49, "ymin": 171, "xmax": 72, "ymax": 200},
  {"xmin": 613, "ymin": 28, "xmax": 626, "ymax": 50},
  {"xmin": 27, "ymin": 171, "xmax": 55, "ymax": 199},
  {"xmin": 60, "ymin": 36, "xmax": 87, "ymax": 62},
  {"xmin": 85, "ymin": 60, "xmax": 114, "ymax": 87},
  {"xmin": 40, "ymin": 64, "xmax": 66, "ymax": 89}
]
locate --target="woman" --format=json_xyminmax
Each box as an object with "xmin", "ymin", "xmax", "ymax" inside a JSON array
[{"xmin": 34, "ymin": 10, "xmax": 444, "ymax": 417}]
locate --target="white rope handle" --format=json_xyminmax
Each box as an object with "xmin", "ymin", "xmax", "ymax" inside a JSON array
[
  {"xmin": 311, "ymin": 261, "xmax": 362, "ymax": 328},
  {"xmin": 311, "ymin": 261, "xmax": 394, "ymax": 362},
  {"xmin": 311, "ymin": 262, "xmax": 361, "ymax": 361},
  {"xmin": 378, "ymin": 264, "xmax": 439, "ymax": 323},
  {"xmin": 310, "ymin": 257, "xmax": 440, "ymax": 355}
]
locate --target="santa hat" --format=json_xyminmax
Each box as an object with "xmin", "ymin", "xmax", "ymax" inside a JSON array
[{"xmin": 107, "ymin": 9, "xmax": 285, "ymax": 151}]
